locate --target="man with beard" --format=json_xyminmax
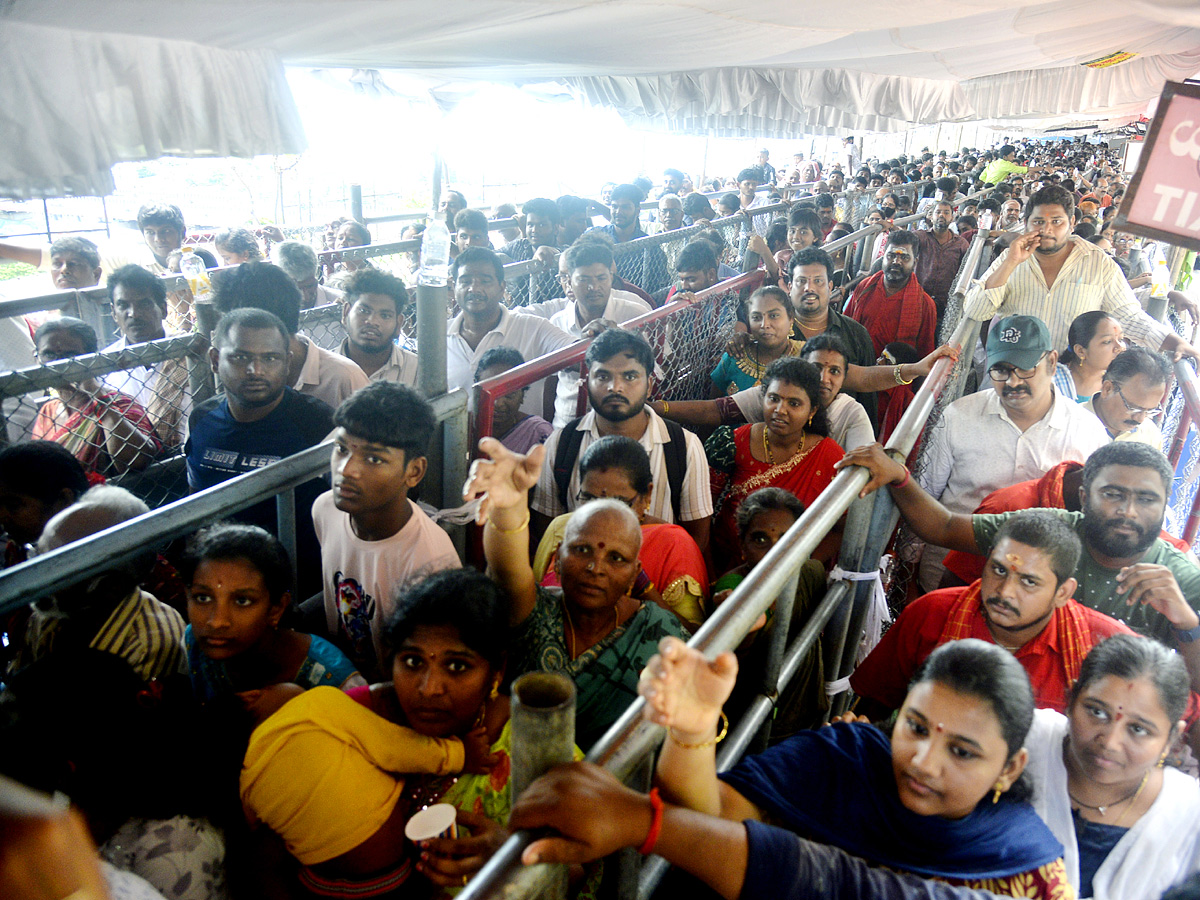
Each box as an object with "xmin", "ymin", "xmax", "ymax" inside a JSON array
[
  {"xmin": 964, "ymin": 185, "xmax": 1200, "ymax": 358},
  {"xmin": 850, "ymin": 511, "xmax": 1132, "ymax": 716},
  {"xmin": 185, "ymin": 308, "xmax": 334, "ymax": 593},
  {"xmin": 531, "ymin": 328, "xmax": 712, "ymax": 551},
  {"xmin": 839, "ymin": 441, "xmax": 1200, "ymax": 691},
  {"xmin": 338, "ymin": 268, "xmax": 418, "ymax": 386},
  {"xmin": 913, "ymin": 315, "xmax": 1108, "ymax": 591},
  {"xmin": 589, "ymin": 183, "xmax": 669, "ymax": 293},
  {"xmin": 914, "ymin": 200, "xmax": 970, "ymax": 318},
  {"xmin": 844, "ymin": 231, "xmax": 937, "ymax": 359}
]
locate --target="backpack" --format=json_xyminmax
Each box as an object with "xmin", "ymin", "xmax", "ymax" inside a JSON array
[{"xmin": 552, "ymin": 416, "xmax": 689, "ymax": 522}]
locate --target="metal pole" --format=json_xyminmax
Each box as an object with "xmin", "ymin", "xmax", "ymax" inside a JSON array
[
  {"xmin": 276, "ymin": 488, "xmax": 298, "ymax": 586},
  {"xmin": 431, "ymin": 153, "xmax": 444, "ymax": 219},
  {"xmin": 350, "ymin": 184, "xmax": 364, "ymax": 223},
  {"xmin": 42, "ymin": 199, "xmax": 52, "ymax": 243},
  {"xmin": 509, "ymin": 672, "xmax": 574, "ymax": 900}
]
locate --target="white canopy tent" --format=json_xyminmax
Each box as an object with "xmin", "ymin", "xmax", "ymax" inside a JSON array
[{"xmin": 3, "ymin": 0, "xmax": 1200, "ymax": 196}]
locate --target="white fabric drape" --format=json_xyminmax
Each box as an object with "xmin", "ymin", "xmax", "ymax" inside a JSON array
[{"xmin": 0, "ymin": 21, "xmax": 306, "ymax": 199}]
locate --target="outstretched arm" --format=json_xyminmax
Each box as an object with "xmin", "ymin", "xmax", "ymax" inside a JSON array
[
  {"xmin": 463, "ymin": 438, "xmax": 545, "ymax": 626},
  {"xmin": 641, "ymin": 637, "xmax": 760, "ymax": 822},
  {"xmin": 843, "ymin": 344, "xmax": 959, "ymax": 393},
  {"xmin": 834, "ymin": 443, "xmax": 979, "ymax": 553}
]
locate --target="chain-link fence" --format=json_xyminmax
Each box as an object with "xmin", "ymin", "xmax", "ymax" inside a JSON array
[{"xmin": 0, "ymin": 335, "xmax": 214, "ymax": 509}]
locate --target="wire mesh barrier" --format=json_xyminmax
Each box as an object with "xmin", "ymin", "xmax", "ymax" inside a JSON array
[
  {"xmin": 0, "ymin": 335, "xmax": 214, "ymax": 509},
  {"xmin": 1163, "ymin": 354, "xmax": 1200, "ymax": 549},
  {"xmin": 473, "ymin": 271, "xmax": 764, "ymax": 447}
]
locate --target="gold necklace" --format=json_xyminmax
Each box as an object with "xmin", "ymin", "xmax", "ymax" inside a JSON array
[
  {"xmin": 562, "ymin": 596, "xmax": 619, "ymax": 659},
  {"xmin": 763, "ymin": 426, "xmax": 807, "ymax": 465}
]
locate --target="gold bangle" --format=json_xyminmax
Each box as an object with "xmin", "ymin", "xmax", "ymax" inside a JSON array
[
  {"xmin": 893, "ymin": 365, "xmax": 914, "ymax": 386},
  {"xmin": 669, "ymin": 711, "xmax": 728, "ymax": 749},
  {"xmin": 661, "ymin": 400, "xmax": 670, "ymax": 415},
  {"xmin": 486, "ymin": 510, "xmax": 530, "ymax": 534}
]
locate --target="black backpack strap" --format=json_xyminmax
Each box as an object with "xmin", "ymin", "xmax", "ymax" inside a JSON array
[
  {"xmin": 660, "ymin": 418, "xmax": 689, "ymax": 523},
  {"xmin": 553, "ymin": 417, "xmax": 587, "ymax": 511}
]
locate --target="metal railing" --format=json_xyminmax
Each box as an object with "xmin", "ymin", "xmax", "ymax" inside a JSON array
[
  {"xmin": 0, "ymin": 388, "xmax": 467, "ymax": 615},
  {"xmin": 459, "ymin": 276, "xmax": 988, "ymax": 900},
  {"xmin": 472, "ymin": 271, "xmax": 764, "ymax": 446}
]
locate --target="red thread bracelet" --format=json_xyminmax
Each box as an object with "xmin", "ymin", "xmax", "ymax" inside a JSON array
[
  {"xmin": 894, "ymin": 466, "xmax": 911, "ymax": 490},
  {"xmin": 638, "ymin": 788, "xmax": 663, "ymax": 855}
]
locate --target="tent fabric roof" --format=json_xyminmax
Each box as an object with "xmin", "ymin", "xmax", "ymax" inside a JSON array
[{"xmin": 3, "ymin": 1, "xmax": 1200, "ymax": 194}]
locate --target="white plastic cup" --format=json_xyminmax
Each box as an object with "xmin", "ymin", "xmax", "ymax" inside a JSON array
[{"xmin": 404, "ymin": 803, "xmax": 459, "ymax": 842}]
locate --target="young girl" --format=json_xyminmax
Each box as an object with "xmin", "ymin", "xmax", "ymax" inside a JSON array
[
  {"xmin": 711, "ymin": 287, "xmax": 803, "ymax": 396},
  {"xmin": 182, "ymin": 523, "xmax": 365, "ymax": 703}
]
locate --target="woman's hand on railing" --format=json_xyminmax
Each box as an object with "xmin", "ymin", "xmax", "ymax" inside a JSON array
[
  {"xmin": 463, "ymin": 438, "xmax": 544, "ymax": 525},
  {"xmin": 639, "ymin": 636, "xmax": 736, "ymax": 740},
  {"xmin": 416, "ymin": 808, "xmax": 507, "ymax": 887},
  {"xmin": 911, "ymin": 343, "xmax": 961, "ymax": 379},
  {"xmin": 823, "ymin": 711, "xmax": 871, "ymax": 726},
  {"xmin": 511, "ymin": 763, "xmax": 652, "ymax": 865},
  {"xmin": 834, "ymin": 443, "xmax": 909, "ymax": 499}
]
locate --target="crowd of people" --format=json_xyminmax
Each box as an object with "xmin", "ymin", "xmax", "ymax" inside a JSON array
[{"xmin": 3, "ymin": 135, "xmax": 1200, "ymax": 900}]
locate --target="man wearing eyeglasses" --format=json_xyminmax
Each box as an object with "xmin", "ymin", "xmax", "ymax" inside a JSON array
[
  {"xmin": 914, "ymin": 314, "xmax": 1109, "ymax": 591},
  {"xmin": 1083, "ymin": 347, "xmax": 1169, "ymax": 447}
]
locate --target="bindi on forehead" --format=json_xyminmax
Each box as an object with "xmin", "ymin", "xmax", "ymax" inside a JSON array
[{"xmin": 1005, "ymin": 552, "xmax": 1022, "ymax": 567}]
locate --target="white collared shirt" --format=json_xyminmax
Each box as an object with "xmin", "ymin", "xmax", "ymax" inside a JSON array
[
  {"xmin": 531, "ymin": 406, "xmax": 713, "ymax": 524},
  {"xmin": 535, "ymin": 293, "xmax": 652, "ymax": 427},
  {"xmin": 294, "ymin": 336, "xmax": 369, "ymax": 411},
  {"xmin": 1082, "ymin": 396, "xmax": 1164, "ymax": 448},
  {"xmin": 446, "ymin": 306, "xmax": 575, "ymax": 413},
  {"xmin": 338, "ymin": 339, "xmax": 419, "ymax": 388}
]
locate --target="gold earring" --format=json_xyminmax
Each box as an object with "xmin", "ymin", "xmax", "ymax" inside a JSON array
[
  {"xmin": 489, "ymin": 677, "xmax": 501, "ymax": 701},
  {"xmin": 992, "ymin": 781, "xmax": 1004, "ymax": 804},
  {"xmin": 1157, "ymin": 750, "xmax": 1168, "ymax": 768}
]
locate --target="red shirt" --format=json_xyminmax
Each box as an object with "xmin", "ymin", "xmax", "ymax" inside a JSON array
[
  {"xmin": 850, "ymin": 586, "xmax": 1134, "ymax": 712},
  {"xmin": 843, "ymin": 272, "xmax": 937, "ymax": 359}
]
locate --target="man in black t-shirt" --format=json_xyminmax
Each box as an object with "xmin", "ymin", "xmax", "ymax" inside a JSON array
[{"xmin": 185, "ymin": 308, "xmax": 333, "ymax": 591}]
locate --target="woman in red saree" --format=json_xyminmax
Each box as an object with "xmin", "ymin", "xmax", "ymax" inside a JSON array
[{"xmin": 705, "ymin": 357, "xmax": 843, "ymax": 572}]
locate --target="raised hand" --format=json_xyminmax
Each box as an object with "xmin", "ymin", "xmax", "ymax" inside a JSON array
[
  {"xmin": 639, "ymin": 636, "xmax": 737, "ymax": 740},
  {"xmin": 463, "ymin": 438, "xmax": 544, "ymax": 524}
]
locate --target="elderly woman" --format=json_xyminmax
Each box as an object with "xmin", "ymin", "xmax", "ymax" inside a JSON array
[
  {"xmin": 1024, "ymin": 634, "xmax": 1200, "ymax": 900},
  {"xmin": 532, "ymin": 436, "xmax": 708, "ymax": 630},
  {"xmin": 465, "ymin": 438, "xmax": 688, "ymax": 750}
]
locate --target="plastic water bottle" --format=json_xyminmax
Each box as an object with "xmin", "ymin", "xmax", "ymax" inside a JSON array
[
  {"xmin": 180, "ymin": 247, "xmax": 214, "ymax": 303},
  {"xmin": 1150, "ymin": 258, "xmax": 1170, "ymax": 299},
  {"xmin": 418, "ymin": 213, "xmax": 451, "ymax": 287}
]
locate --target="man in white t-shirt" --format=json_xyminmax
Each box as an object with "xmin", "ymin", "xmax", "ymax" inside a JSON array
[{"xmin": 313, "ymin": 382, "xmax": 461, "ymax": 679}]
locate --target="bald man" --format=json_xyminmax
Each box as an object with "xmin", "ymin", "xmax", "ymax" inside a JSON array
[{"xmin": 15, "ymin": 486, "xmax": 185, "ymax": 682}]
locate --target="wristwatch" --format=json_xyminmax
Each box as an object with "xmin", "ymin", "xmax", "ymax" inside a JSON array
[{"xmin": 1172, "ymin": 621, "xmax": 1200, "ymax": 643}]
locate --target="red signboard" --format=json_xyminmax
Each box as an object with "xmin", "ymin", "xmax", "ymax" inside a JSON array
[{"xmin": 1116, "ymin": 81, "xmax": 1200, "ymax": 252}]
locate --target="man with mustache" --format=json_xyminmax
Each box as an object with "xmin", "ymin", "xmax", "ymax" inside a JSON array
[
  {"xmin": 914, "ymin": 314, "xmax": 1108, "ymax": 591},
  {"xmin": 914, "ymin": 200, "xmax": 970, "ymax": 320},
  {"xmin": 840, "ymin": 441, "xmax": 1200, "ymax": 695},
  {"xmin": 964, "ymin": 185, "xmax": 1200, "ymax": 359},
  {"xmin": 1083, "ymin": 347, "xmax": 1169, "ymax": 448},
  {"xmin": 844, "ymin": 231, "xmax": 937, "ymax": 360},
  {"xmin": 850, "ymin": 511, "xmax": 1132, "ymax": 717},
  {"xmin": 531, "ymin": 328, "xmax": 712, "ymax": 552}
]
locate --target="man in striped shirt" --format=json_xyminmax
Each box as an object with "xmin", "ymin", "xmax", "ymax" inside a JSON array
[
  {"xmin": 963, "ymin": 185, "xmax": 1199, "ymax": 360},
  {"xmin": 16, "ymin": 486, "xmax": 185, "ymax": 683}
]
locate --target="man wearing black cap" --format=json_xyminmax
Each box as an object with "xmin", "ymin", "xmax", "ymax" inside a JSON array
[{"xmin": 914, "ymin": 314, "xmax": 1109, "ymax": 590}]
